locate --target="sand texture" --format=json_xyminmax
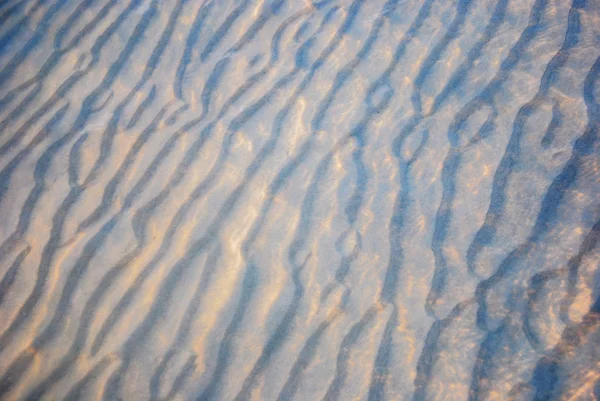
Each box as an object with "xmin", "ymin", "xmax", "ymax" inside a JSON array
[{"xmin": 0, "ymin": 0, "xmax": 599, "ymax": 400}]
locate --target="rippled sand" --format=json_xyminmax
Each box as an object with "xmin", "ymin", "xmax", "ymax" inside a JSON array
[{"xmin": 0, "ymin": 0, "xmax": 599, "ymax": 400}]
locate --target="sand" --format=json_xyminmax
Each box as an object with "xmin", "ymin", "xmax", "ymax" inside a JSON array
[{"xmin": 0, "ymin": 0, "xmax": 599, "ymax": 400}]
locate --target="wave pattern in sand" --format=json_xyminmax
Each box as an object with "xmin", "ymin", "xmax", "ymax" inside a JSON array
[{"xmin": 0, "ymin": 0, "xmax": 599, "ymax": 400}]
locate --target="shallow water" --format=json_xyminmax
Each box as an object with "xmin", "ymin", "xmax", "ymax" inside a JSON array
[{"xmin": 0, "ymin": 0, "xmax": 599, "ymax": 400}]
